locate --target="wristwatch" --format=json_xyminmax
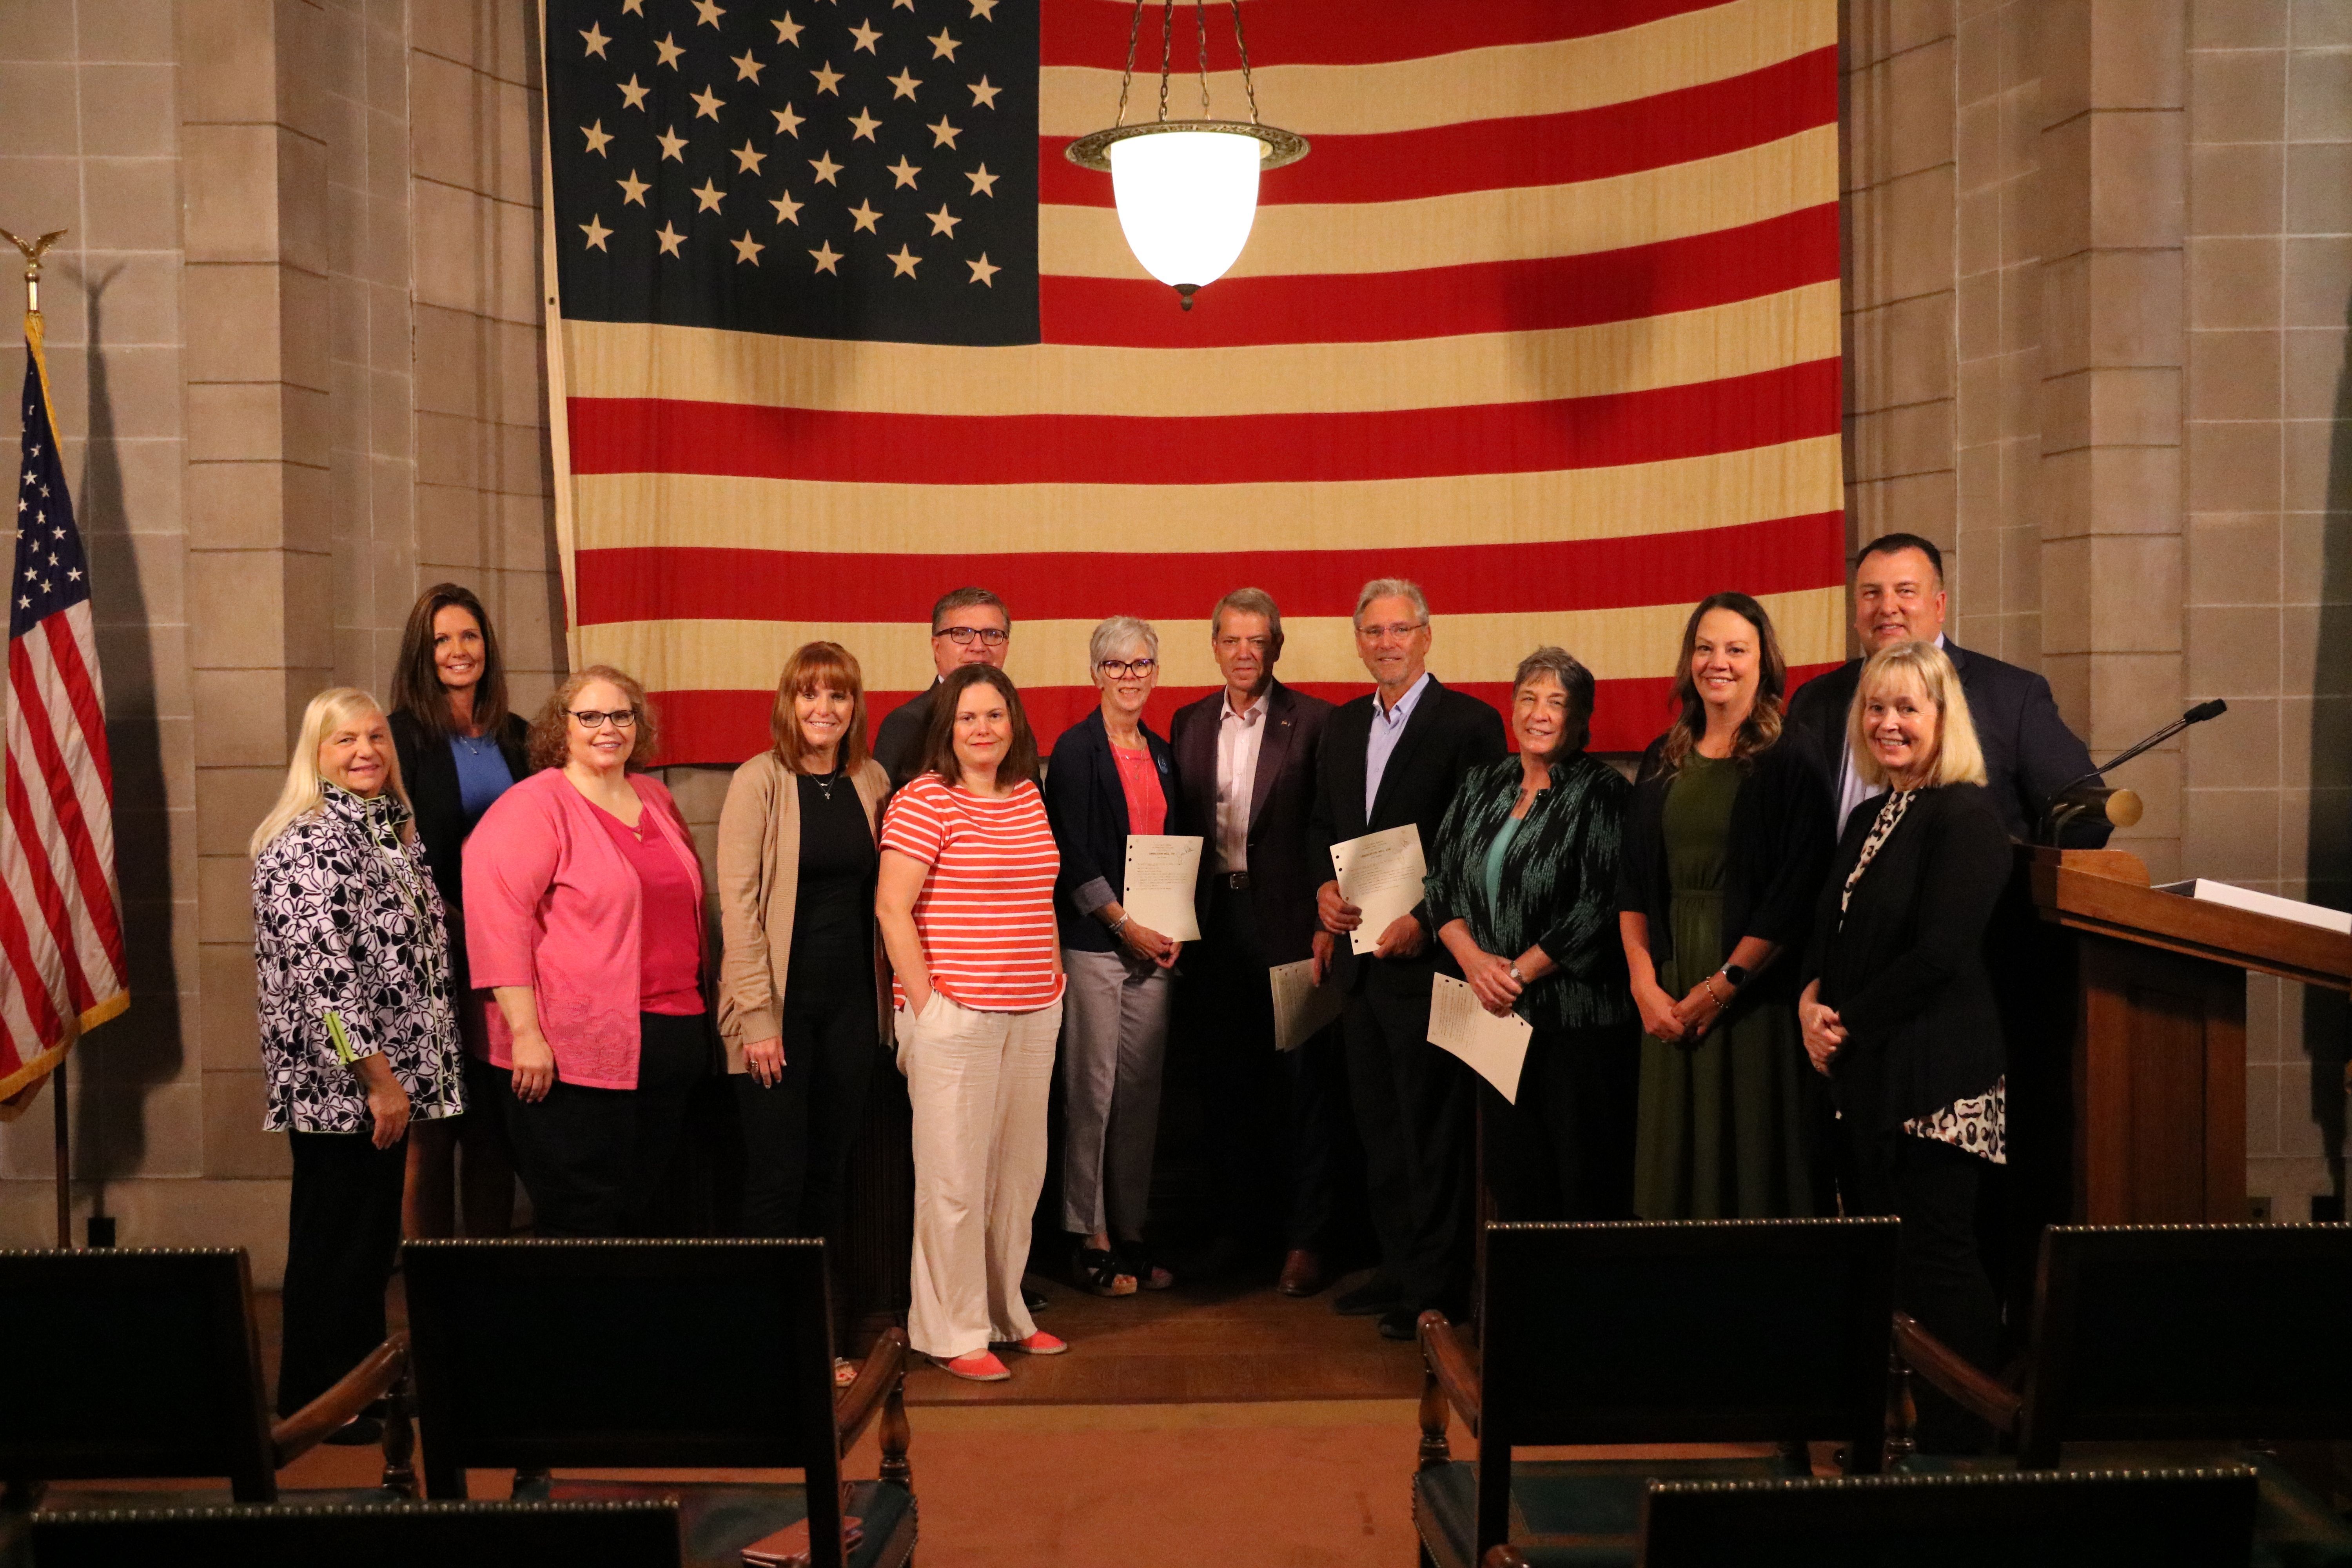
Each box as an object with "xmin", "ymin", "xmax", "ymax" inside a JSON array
[
  {"xmin": 1720, "ymin": 964, "xmax": 1749, "ymax": 989},
  {"xmin": 1508, "ymin": 963, "xmax": 1524, "ymax": 984}
]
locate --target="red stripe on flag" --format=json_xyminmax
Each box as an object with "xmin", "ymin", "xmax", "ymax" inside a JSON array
[
  {"xmin": 1038, "ymin": 51, "xmax": 1838, "ymax": 208},
  {"xmin": 46, "ymin": 613, "xmax": 117, "ymax": 787},
  {"xmin": 11, "ymin": 637, "xmax": 126, "ymax": 975},
  {"xmin": 1040, "ymin": 0, "xmax": 1730, "ymax": 68},
  {"xmin": 573, "ymin": 513, "xmax": 1847, "ymax": 626},
  {"xmin": 0, "ymin": 830, "xmax": 64, "ymax": 1053},
  {"xmin": 566, "ymin": 360, "xmax": 1840, "ymax": 486},
  {"xmin": 0, "ymin": 742, "xmax": 96, "ymax": 1018},
  {"xmin": 1037, "ymin": 207, "xmax": 1838, "ymax": 347},
  {"xmin": 644, "ymin": 664, "xmax": 1844, "ymax": 768}
]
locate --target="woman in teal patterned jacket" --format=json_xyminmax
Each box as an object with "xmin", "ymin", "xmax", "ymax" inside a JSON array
[{"xmin": 1426, "ymin": 648, "xmax": 1639, "ymax": 1220}]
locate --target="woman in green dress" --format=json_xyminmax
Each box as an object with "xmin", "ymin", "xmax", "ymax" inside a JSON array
[{"xmin": 1617, "ymin": 592, "xmax": 1834, "ymax": 1218}]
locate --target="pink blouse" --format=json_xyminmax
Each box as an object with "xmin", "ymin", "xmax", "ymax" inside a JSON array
[{"xmin": 464, "ymin": 769, "xmax": 706, "ymax": 1090}]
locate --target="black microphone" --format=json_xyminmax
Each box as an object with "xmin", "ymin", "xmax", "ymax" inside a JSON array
[{"xmin": 2038, "ymin": 700, "xmax": 2229, "ymax": 842}]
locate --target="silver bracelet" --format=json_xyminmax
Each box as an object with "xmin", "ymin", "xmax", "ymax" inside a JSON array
[{"xmin": 1107, "ymin": 913, "xmax": 1131, "ymax": 937}]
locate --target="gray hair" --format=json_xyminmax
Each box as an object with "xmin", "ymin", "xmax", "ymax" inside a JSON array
[
  {"xmin": 1089, "ymin": 614, "xmax": 1158, "ymax": 668},
  {"xmin": 1353, "ymin": 577, "xmax": 1429, "ymax": 626},
  {"xmin": 930, "ymin": 585, "xmax": 1009, "ymax": 632},
  {"xmin": 1512, "ymin": 646, "xmax": 1596, "ymax": 754},
  {"xmin": 1210, "ymin": 586, "xmax": 1284, "ymax": 644}
]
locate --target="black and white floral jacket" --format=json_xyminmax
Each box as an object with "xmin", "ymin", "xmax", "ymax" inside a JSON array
[{"xmin": 251, "ymin": 782, "xmax": 466, "ymax": 1134}]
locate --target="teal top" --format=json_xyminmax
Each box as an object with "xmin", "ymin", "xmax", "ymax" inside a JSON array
[{"xmin": 1482, "ymin": 813, "xmax": 1523, "ymax": 914}]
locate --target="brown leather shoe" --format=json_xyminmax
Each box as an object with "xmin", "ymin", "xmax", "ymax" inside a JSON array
[{"xmin": 1277, "ymin": 1248, "xmax": 1328, "ymax": 1297}]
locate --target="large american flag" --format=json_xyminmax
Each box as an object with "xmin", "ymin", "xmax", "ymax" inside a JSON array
[
  {"xmin": 541, "ymin": 0, "xmax": 1844, "ymax": 760},
  {"xmin": 0, "ymin": 310, "xmax": 127, "ymax": 1112}
]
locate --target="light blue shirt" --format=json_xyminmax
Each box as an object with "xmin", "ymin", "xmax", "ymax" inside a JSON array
[{"xmin": 1364, "ymin": 671, "xmax": 1432, "ymax": 817}]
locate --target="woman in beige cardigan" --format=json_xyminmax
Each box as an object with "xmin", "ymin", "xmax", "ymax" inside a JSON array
[{"xmin": 717, "ymin": 642, "xmax": 894, "ymax": 1242}]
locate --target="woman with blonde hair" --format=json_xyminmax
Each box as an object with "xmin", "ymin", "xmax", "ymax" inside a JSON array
[
  {"xmin": 464, "ymin": 665, "xmax": 710, "ymax": 1237},
  {"xmin": 1617, "ymin": 592, "xmax": 1834, "ymax": 1218},
  {"xmin": 1799, "ymin": 640, "xmax": 2007, "ymax": 1452},
  {"xmin": 717, "ymin": 641, "xmax": 893, "ymax": 1244},
  {"xmin": 251, "ymin": 687, "xmax": 463, "ymax": 1437}
]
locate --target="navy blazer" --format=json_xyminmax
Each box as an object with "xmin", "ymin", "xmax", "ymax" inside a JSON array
[
  {"xmin": 1168, "ymin": 678, "xmax": 1332, "ymax": 965},
  {"xmin": 1784, "ymin": 639, "xmax": 2107, "ymax": 846},
  {"xmin": 1043, "ymin": 706, "xmax": 1182, "ymax": 953}
]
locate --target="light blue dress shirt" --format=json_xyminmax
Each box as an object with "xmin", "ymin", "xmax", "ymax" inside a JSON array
[{"xmin": 1364, "ymin": 670, "xmax": 1432, "ymax": 817}]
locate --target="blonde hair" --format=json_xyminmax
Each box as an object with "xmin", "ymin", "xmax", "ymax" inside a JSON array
[
  {"xmin": 1848, "ymin": 641, "xmax": 1989, "ymax": 790},
  {"xmin": 249, "ymin": 687, "xmax": 412, "ymax": 856}
]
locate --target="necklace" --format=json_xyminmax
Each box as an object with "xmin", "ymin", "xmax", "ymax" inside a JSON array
[{"xmin": 810, "ymin": 766, "xmax": 842, "ymax": 801}]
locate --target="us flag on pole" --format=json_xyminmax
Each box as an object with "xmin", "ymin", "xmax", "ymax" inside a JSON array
[
  {"xmin": 0, "ymin": 311, "xmax": 127, "ymax": 1112},
  {"xmin": 541, "ymin": 0, "xmax": 1845, "ymax": 760}
]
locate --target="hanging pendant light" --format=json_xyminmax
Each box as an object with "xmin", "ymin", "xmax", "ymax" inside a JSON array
[{"xmin": 1065, "ymin": 0, "xmax": 1308, "ymax": 309}]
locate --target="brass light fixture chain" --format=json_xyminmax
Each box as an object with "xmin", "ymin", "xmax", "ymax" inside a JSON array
[
  {"xmin": 1157, "ymin": 0, "xmax": 1174, "ymax": 122},
  {"xmin": 1228, "ymin": 0, "xmax": 1261, "ymax": 125},
  {"xmin": 1194, "ymin": 0, "xmax": 1212, "ymax": 118},
  {"xmin": 1115, "ymin": 0, "xmax": 1144, "ymax": 127}
]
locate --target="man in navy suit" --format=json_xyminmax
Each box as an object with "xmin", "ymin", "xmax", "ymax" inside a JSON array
[
  {"xmin": 1306, "ymin": 579, "xmax": 1506, "ymax": 1339},
  {"xmin": 1170, "ymin": 589, "xmax": 1343, "ymax": 1297},
  {"xmin": 1784, "ymin": 533, "xmax": 2107, "ymax": 846}
]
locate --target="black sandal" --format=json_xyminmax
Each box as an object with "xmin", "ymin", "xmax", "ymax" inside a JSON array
[
  {"xmin": 1115, "ymin": 1241, "xmax": 1175, "ymax": 1292},
  {"xmin": 1075, "ymin": 1245, "xmax": 1137, "ymax": 1298}
]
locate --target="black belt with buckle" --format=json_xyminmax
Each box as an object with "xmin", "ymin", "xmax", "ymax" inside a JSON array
[{"xmin": 1220, "ymin": 871, "xmax": 1252, "ymax": 891}]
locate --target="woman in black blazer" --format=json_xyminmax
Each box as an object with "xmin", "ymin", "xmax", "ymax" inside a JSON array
[
  {"xmin": 1617, "ymin": 593, "xmax": 1835, "ymax": 1219},
  {"xmin": 1043, "ymin": 616, "xmax": 1182, "ymax": 1296},
  {"xmin": 1799, "ymin": 639, "xmax": 2009, "ymax": 1452},
  {"xmin": 387, "ymin": 583, "xmax": 532, "ymax": 1239}
]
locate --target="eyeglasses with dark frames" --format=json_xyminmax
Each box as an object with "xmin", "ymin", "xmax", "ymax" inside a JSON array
[
  {"xmin": 1098, "ymin": 658, "xmax": 1158, "ymax": 679},
  {"xmin": 935, "ymin": 626, "xmax": 1009, "ymax": 647},
  {"xmin": 569, "ymin": 708, "xmax": 637, "ymax": 730}
]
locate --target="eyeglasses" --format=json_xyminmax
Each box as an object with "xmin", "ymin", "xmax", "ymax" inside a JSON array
[
  {"xmin": 935, "ymin": 625, "xmax": 1009, "ymax": 647},
  {"xmin": 1356, "ymin": 621, "xmax": 1428, "ymax": 643},
  {"xmin": 1098, "ymin": 658, "xmax": 1157, "ymax": 679},
  {"xmin": 570, "ymin": 708, "xmax": 637, "ymax": 730}
]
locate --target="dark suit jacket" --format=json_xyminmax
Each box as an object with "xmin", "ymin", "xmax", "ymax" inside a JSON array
[
  {"xmin": 388, "ymin": 707, "xmax": 532, "ymax": 915},
  {"xmin": 1784, "ymin": 639, "xmax": 2106, "ymax": 846},
  {"xmin": 1800, "ymin": 783, "xmax": 2010, "ymax": 1131},
  {"xmin": 1305, "ymin": 676, "xmax": 1508, "ymax": 994},
  {"xmin": 1042, "ymin": 706, "xmax": 1181, "ymax": 953},
  {"xmin": 1169, "ymin": 678, "xmax": 1332, "ymax": 965},
  {"xmin": 872, "ymin": 680, "xmax": 940, "ymax": 789}
]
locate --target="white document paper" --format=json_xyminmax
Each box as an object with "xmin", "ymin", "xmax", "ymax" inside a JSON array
[
  {"xmin": 1329, "ymin": 823, "xmax": 1428, "ymax": 956},
  {"xmin": 1426, "ymin": 974, "xmax": 1532, "ymax": 1104},
  {"xmin": 1268, "ymin": 959, "xmax": 1345, "ymax": 1053},
  {"xmin": 2156, "ymin": 878, "xmax": 2352, "ymax": 935},
  {"xmin": 1121, "ymin": 834, "xmax": 1203, "ymax": 943}
]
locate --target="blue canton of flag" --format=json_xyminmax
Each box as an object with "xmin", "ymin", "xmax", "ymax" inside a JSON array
[{"xmin": 14, "ymin": 379, "xmax": 91, "ymax": 639}]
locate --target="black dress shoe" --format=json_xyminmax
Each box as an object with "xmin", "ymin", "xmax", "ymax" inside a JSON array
[
  {"xmin": 1332, "ymin": 1278, "xmax": 1401, "ymax": 1317},
  {"xmin": 1376, "ymin": 1306, "xmax": 1421, "ymax": 1341},
  {"xmin": 1024, "ymin": 1284, "xmax": 1051, "ymax": 1314}
]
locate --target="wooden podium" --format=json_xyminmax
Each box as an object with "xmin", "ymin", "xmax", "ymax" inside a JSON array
[{"xmin": 2008, "ymin": 846, "xmax": 2352, "ymax": 1227}]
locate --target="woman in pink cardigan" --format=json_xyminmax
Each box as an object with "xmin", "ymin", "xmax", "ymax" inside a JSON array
[{"xmin": 464, "ymin": 665, "xmax": 710, "ymax": 1236}]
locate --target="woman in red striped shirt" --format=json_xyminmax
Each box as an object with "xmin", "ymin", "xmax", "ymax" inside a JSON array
[{"xmin": 877, "ymin": 664, "xmax": 1068, "ymax": 1381}]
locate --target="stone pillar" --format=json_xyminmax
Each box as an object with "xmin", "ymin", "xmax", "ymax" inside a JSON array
[{"xmin": 2036, "ymin": 0, "xmax": 2188, "ymax": 880}]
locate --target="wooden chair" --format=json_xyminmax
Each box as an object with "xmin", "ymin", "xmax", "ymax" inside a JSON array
[
  {"xmin": 26, "ymin": 1497, "xmax": 682, "ymax": 1567},
  {"xmin": 1482, "ymin": 1464, "xmax": 2260, "ymax": 1567},
  {"xmin": 1416, "ymin": 1218, "xmax": 1902, "ymax": 1568},
  {"xmin": 0, "ymin": 1247, "xmax": 414, "ymax": 1507},
  {"xmin": 401, "ymin": 1238, "xmax": 912, "ymax": 1568},
  {"xmin": 1893, "ymin": 1222, "xmax": 2352, "ymax": 1566}
]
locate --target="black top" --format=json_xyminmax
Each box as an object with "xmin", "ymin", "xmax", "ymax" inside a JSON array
[
  {"xmin": 1783, "ymin": 639, "xmax": 2107, "ymax": 846},
  {"xmin": 388, "ymin": 707, "xmax": 532, "ymax": 915},
  {"xmin": 872, "ymin": 681, "xmax": 938, "ymax": 790},
  {"xmin": 1425, "ymin": 752, "xmax": 1636, "ymax": 1032},
  {"xmin": 1167, "ymin": 678, "xmax": 1333, "ymax": 965},
  {"xmin": 1615, "ymin": 733, "xmax": 1835, "ymax": 1008},
  {"xmin": 1042, "ymin": 707, "xmax": 1181, "ymax": 953},
  {"xmin": 788, "ymin": 769, "xmax": 878, "ymax": 985},
  {"xmin": 1800, "ymin": 783, "xmax": 2010, "ymax": 1131},
  {"xmin": 1305, "ymin": 677, "xmax": 1509, "ymax": 994}
]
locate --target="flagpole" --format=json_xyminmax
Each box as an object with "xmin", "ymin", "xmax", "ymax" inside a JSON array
[{"xmin": 3, "ymin": 223, "xmax": 71, "ymax": 1249}]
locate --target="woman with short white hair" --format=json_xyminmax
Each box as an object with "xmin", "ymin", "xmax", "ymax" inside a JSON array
[
  {"xmin": 251, "ymin": 686, "xmax": 464, "ymax": 1437},
  {"xmin": 1798, "ymin": 639, "xmax": 2007, "ymax": 1452},
  {"xmin": 1043, "ymin": 614, "xmax": 1183, "ymax": 1297}
]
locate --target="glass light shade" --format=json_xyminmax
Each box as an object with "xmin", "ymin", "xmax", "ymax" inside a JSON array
[{"xmin": 1107, "ymin": 130, "xmax": 1264, "ymax": 292}]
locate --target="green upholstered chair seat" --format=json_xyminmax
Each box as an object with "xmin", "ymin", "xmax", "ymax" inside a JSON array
[
  {"xmin": 1414, "ymin": 1455, "xmax": 1808, "ymax": 1568},
  {"xmin": 1893, "ymin": 1450, "xmax": 2350, "ymax": 1568},
  {"xmin": 546, "ymin": 1477, "xmax": 916, "ymax": 1568}
]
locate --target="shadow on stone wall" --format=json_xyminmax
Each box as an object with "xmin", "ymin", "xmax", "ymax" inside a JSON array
[{"xmin": 2307, "ymin": 288, "xmax": 2352, "ymax": 1220}]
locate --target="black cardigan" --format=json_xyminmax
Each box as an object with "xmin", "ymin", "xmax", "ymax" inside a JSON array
[
  {"xmin": 1615, "ymin": 733, "xmax": 1834, "ymax": 1008},
  {"xmin": 388, "ymin": 707, "xmax": 532, "ymax": 914},
  {"xmin": 1042, "ymin": 706, "xmax": 1181, "ymax": 953},
  {"xmin": 1799, "ymin": 783, "xmax": 2009, "ymax": 1131}
]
